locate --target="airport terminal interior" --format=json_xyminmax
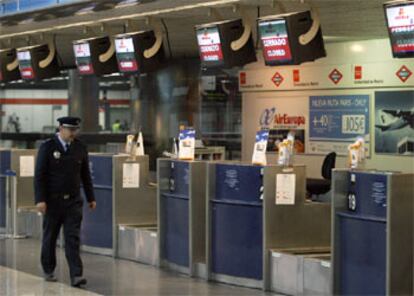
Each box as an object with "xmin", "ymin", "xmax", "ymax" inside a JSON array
[{"xmin": 0, "ymin": 0, "xmax": 413, "ymax": 295}]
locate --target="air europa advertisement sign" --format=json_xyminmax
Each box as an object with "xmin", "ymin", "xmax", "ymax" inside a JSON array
[{"xmin": 256, "ymin": 99, "xmax": 307, "ymax": 154}]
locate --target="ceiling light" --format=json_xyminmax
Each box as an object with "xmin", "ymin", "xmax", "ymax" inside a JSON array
[{"xmin": 350, "ymin": 44, "xmax": 364, "ymax": 53}]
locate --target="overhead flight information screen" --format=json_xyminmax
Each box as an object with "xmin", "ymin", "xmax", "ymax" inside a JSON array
[
  {"xmin": 196, "ymin": 26, "xmax": 224, "ymax": 66},
  {"xmin": 115, "ymin": 37, "xmax": 139, "ymax": 72},
  {"xmin": 385, "ymin": 3, "xmax": 414, "ymax": 58},
  {"xmin": 259, "ymin": 18, "xmax": 293, "ymax": 65},
  {"xmin": 17, "ymin": 50, "xmax": 35, "ymax": 79},
  {"xmin": 73, "ymin": 42, "xmax": 94, "ymax": 75}
]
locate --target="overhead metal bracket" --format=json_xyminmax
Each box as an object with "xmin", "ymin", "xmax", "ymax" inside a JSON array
[
  {"xmin": 230, "ymin": 5, "xmax": 253, "ymax": 52},
  {"xmin": 299, "ymin": 6, "xmax": 321, "ymax": 45},
  {"xmin": 271, "ymin": 0, "xmax": 287, "ymax": 13},
  {"xmin": 98, "ymin": 23, "xmax": 116, "ymax": 63},
  {"xmin": 7, "ymin": 54, "xmax": 19, "ymax": 72},
  {"xmin": 125, "ymin": 19, "xmax": 141, "ymax": 32},
  {"xmin": 82, "ymin": 26, "xmax": 90, "ymax": 35},
  {"xmin": 207, "ymin": 7, "xmax": 223, "ymax": 21},
  {"xmin": 143, "ymin": 17, "xmax": 163, "ymax": 59},
  {"xmin": 39, "ymin": 33, "xmax": 56, "ymax": 69}
]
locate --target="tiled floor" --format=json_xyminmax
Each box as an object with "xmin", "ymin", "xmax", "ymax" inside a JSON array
[
  {"xmin": 0, "ymin": 238, "xmax": 277, "ymax": 296},
  {"xmin": 0, "ymin": 265, "xmax": 98, "ymax": 296}
]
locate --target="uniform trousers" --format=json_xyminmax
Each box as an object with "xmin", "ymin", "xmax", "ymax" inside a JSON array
[{"xmin": 41, "ymin": 196, "xmax": 83, "ymax": 278}]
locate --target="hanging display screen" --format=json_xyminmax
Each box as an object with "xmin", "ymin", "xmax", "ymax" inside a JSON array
[
  {"xmin": 17, "ymin": 50, "xmax": 35, "ymax": 79},
  {"xmin": 259, "ymin": 18, "xmax": 293, "ymax": 65},
  {"xmin": 196, "ymin": 26, "xmax": 224, "ymax": 64},
  {"xmin": 73, "ymin": 42, "xmax": 94, "ymax": 75},
  {"xmin": 385, "ymin": 3, "xmax": 414, "ymax": 58},
  {"xmin": 115, "ymin": 37, "xmax": 139, "ymax": 72}
]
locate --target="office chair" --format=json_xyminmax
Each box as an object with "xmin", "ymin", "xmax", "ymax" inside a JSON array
[{"xmin": 306, "ymin": 152, "xmax": 337, "ymax": 198}]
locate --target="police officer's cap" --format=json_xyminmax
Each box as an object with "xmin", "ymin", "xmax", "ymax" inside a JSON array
[{"xmin": 57, "ymin": 117, "xmax": 81, "ymax": 128}]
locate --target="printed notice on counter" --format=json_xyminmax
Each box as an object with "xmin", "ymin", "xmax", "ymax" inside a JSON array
[
  {"xmin": 20, "ymin": 155, "xmax": 35, "ymax": 177},
  {"xmin": 275, "ymin": 173, "xmax": 295, "ymax": 205},
  {"xmin": 122, "ymin": 163, "xmax": 140, "ymax": 188}
]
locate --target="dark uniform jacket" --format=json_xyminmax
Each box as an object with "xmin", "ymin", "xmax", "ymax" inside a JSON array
[{"xmin": 34, "ymin": 135, "xmax": 95, "ymax": 204}]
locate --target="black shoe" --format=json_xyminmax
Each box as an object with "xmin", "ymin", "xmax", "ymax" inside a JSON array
[
  {"xmin": 71, "ymin": 277, "xmax": 87, "ymax": 287},
  {"xmin": 44, "ymin": 273, "xmax": 57, "ymax": 282}
]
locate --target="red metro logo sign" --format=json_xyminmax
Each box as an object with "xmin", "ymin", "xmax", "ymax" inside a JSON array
[
  {"xmin": 271, "ymin": 72, "xmax": 284, "ymax": 87},
  {"xmin": 329, "ymin": 68, "xmax": 343, "ymax": 84},
  {"xmin": 396, "ymin": 65, "xmax": 412, "ymax": 82}
]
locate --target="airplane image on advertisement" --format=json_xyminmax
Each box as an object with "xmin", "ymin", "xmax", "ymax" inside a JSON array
[{"xmin": 375, "ymin": 108, "xmax": 414, "ymax": 132}]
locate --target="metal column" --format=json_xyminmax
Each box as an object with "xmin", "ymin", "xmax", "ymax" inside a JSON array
[{"xmin": 68, "ymin": 69, "xmax": 99, "ymax": 132}]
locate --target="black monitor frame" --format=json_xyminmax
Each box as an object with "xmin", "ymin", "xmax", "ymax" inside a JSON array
[{"xmin": 384, "ymin": 1, "xmax": 414, "ymax": 59}]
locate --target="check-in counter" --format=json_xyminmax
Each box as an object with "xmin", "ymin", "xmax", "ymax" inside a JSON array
[
  {"xmin": 206, "ymin": 162, "xmax": 331, "ymax": 291},
  {"xmin": 332, "ymin": 169, "xmax": 413, "ymax": 295},
  {"xmin": 114, "ymin": 155, "xmax": 157, "ymax": 265},
  {"xmin": 157, "ymin": 159, "xmax": 207, "ymax": 277},
  {"xmin": 81, "ymin": 153, "xmax": 157, "ymax": 258},
  {"xmin": 0, "ymin": 149, "xmax": 38, "ymax": 237},
  {"xmin": 206, "ymin": 162, "xmax": 264, "ymax": 288}
]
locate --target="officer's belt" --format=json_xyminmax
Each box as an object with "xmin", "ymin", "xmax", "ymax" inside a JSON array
[{"xmin": 50, "ymin": 193, "xmax": 73, "ymax": 200}]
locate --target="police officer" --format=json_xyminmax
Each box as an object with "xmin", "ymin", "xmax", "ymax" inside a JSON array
[{"xmin": 34, "ymin": 117, "xmax": 96, "ymax": 287}]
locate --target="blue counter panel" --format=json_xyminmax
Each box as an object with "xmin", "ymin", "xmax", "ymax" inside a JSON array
[
  {"xmin": 347, "ymin": 172, "xmax": 387, "ymax": 218},
  {"xmin": 89, "ymin": 155, "xmax": 113, "ymax": 187},
  {"xmin": 0, "ymin": 177, "xmax": 6, "ymax": 228},
  {"xmin": 0, "ymin": 150, "xmax": 11, "ymax": 228},
  {"xmin": 338, "ymin": 214, "xmax": 386, "ymax": 295},
  {"xmin": 215, "ymin": 164, "xmax": 262, "ymax": 202},
  {"xmin": 211, "ymin": 201, "xmax": 263, "ymax": 280},
  {"xmin": 81, "ymin": 187, "xmax": 113, "ymax": 249},
  {"xmin": 80, "ymin": 155, "xmax": 113, "ymax": 250},
  {"xmin": 170, "ymin": 161, "xmax": 190, "ymax": 196},
  {"xmin": 162, "ymin": 193, "xmax": 189, "ymax": 267}
]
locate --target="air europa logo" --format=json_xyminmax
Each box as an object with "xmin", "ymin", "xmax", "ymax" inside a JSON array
[
  {"xmin": 274, "ymin": 114, "xmax": 306, "ymax": 126},
  {"xmin": 259, "ymin": 107, "xmax": 276, "ymax": 126},
  {"xmin": 260, "ymin": 108, "xmax": 306, "ymax": 127}
]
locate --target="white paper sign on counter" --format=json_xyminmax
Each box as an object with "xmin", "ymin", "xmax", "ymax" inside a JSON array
[
  {"xmin": 20, "ymin": 156, "xmax": 35, "ymax": 177},
  {"xmin": 135, "ymin": 132, "xmax": 145, "ymax": 156},
  {"xmin": 123, "ymin": 163, "xmax": 140, "ymax": 188},
  {"xmin": 275, "ymin": 173, "xmax": 296, "ymax": 205}
]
